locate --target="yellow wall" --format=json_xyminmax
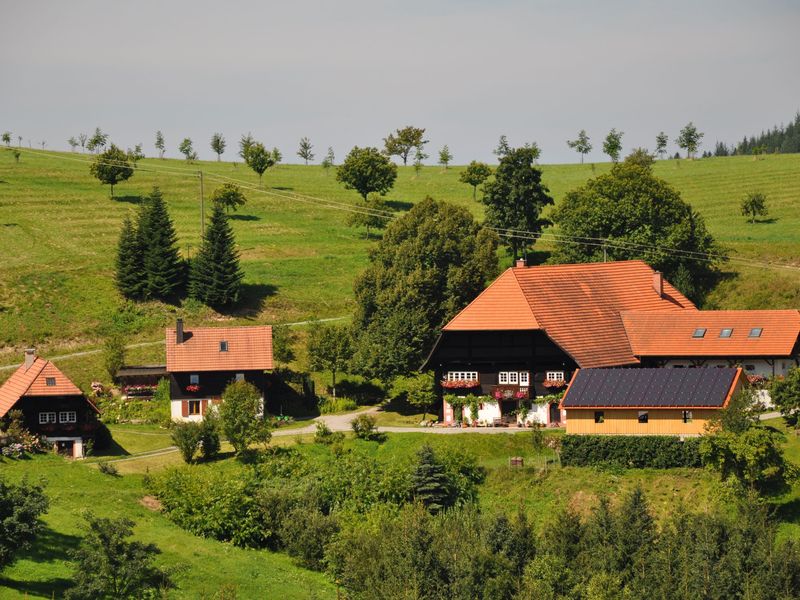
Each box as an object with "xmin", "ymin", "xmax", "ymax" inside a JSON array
[{"xmin": 564, "ymin": 408, "xmax": 718, "ymax": 436}]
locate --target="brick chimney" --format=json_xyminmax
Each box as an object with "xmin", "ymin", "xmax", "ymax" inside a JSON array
[
  {"xmin": 653, "ymin": 271, "xmax": 663, "ymax": 297},
  {"xmin": 176, "ymin": 318, "xmax": 185, "ymax": 344},
  {"xmin": 515, "ymin": 258, "xmax": 526, "ymax": 268},
  {"xmin": 24, "ymin": 348, "xmax": 36, "ymax": 371}
]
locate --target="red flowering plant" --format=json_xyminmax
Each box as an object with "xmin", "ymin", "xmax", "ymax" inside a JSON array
[
  {"xmin": 542, "ymin": 379, "xmax": 567, "ymax": 390},
  {"xmin": 185, "ymin": 384, "xmax": 201, "ymax": 393},
  {"xmin": 441, "ymin": 379, "xmax": 481, "ymax": 390},
  {"xmin": 746, "ymin": 374, "xmax": 767, "ymax": 387}
]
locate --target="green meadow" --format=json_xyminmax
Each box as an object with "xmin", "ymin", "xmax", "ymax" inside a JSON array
[{"xmin": 1, "ymin": 149, "xmax": 799, "ymax": 388}]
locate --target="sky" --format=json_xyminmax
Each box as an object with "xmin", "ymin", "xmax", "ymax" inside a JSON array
[{"xmin": 2, "ymin": 0, "xmax": 799, "ymax": 164}]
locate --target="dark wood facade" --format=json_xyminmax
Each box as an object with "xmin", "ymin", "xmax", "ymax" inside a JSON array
[
  {"xmin": 12, "ymin": 395, "xmax": 99, "ymax": 438},
  {"xmin": 170, "ymin": 370, "xmax": 268, "ymax": 401}
]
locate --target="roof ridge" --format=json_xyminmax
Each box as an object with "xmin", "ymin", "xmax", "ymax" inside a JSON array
[
  {"xmin": 509, "ymin": 267, "xmax": 541, "ymax": 328},
  {"xmin": 19, "ymin": 358, "xmax": 48, "ymax": 396}
]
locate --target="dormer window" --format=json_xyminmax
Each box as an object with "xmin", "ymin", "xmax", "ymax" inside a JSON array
[
  {"xmin": 692, "ymin": 328, "xmax": 706, "ymax": 338},
  {"xmin": 220, "ymin": 341, "xmax": 228, "ymax": 352},
  {"xmin": 719, "ymin": 328, "xmax": 733, "ymax": 338},
  {"xmin": 45, "ymin": 377, "xmax": 56, "ymax": 387},
  {"xmin": 749, "ymin": 328, "xmax": 763, "ymax": 338}
]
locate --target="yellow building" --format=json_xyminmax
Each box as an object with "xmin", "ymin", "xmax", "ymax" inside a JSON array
[{"xmin": 560, "ymin": 367, "xmax": 743, "ymax": 437}]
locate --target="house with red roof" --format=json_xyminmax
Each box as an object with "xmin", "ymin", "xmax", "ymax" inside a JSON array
[
  {"xmin": 166, "ymin": 319, "xmax": 273, "ymax": 421},
  {"xmin": 423, "ymin": 260, "xmax": 800, "ymax": 426},
  {"xmin": 0, "ymin": 349, "xmax": 100, "ymax": 457}
]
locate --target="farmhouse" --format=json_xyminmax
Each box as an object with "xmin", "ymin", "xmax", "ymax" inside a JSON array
[
  {"xmin": 560, "ymin": 367, "xmax": 743, "ymax": 436},
  {"xmin": 0, "ymin": 349, "xmax": 100, "ymax": 457},
  {"xmin": 166, "ymin": 319, "xmax": 273, "ymax": 421},
  {"xmin": 423, "ymin": 260, "xmax": 800, "ymax": 426}
]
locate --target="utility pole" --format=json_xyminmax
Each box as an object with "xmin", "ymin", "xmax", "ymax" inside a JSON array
[{"xmin": 198, "ymin": 170, "xmax": 205, "ymax": 238}]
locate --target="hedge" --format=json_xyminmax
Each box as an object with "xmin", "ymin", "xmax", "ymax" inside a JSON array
[{"xmin": 560, "ymin": 435, "xmax": 702, "ymax": 468}]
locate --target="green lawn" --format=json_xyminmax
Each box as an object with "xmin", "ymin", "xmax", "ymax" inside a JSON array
[{"xmin": 1, "ymin": 150, "xmax": 800, "ymax": 390}]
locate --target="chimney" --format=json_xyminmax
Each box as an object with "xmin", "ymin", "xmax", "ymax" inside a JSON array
[
  {"xmin": 24, "ymin": 348, "xmax": 36, "ymax": 371},
  {"xmin": 176, "ymin": 318, "xmax": 184, "ymax": 344},
  {"xmin": 515, "ymin": 258, "xmax": 526, "ymax": 268},
  {"xmin": 653, "ymin": 271, "xmax": 663, "ymax": 297}
]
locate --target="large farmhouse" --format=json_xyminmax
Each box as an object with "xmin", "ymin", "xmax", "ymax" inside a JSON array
[
  {"xmin": 423, "ymin": 260, "xmax": 800, "ymax": 426},
  {"xmin": 0, "ymin": 349, "xmax": 100, "ymax": 457},
  {"xmin": 166, "ymin": 319, "xmax": 274, "ymax": 421}
]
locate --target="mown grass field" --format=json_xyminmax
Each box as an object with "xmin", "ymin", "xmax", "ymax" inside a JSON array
[
  {"xmin": 1, "ymin": 149, "xmax": 799, "ymax": 390},
  {"xmin": 3, "ymin": 422, "xmax": 800, "ymax": 598}
]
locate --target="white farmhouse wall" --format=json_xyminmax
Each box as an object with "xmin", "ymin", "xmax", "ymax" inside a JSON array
[
  {"xmin": 662, "ymin": 359, "xmax": 793, "ymax": 378},
  {"xmin": 170, "ymin": 400, "xmax": 203, "ymax": 423}
]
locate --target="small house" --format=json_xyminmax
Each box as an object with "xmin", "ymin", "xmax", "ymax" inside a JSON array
[
  {"xmin": 0, "ymin": 349, "xmax": 100, "ymax": 457},
  {"xmin": 560, "ymin": 367, "xmax": 743, "ymax": 436}
]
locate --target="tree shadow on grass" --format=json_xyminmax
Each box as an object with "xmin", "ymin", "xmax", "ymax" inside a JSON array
[
  {"xmin": 386, "ymin": 199, "xmax": 413, "ymax": 211},
  {"xmin": 224, "ymin": 283, "xmax": 278, "ymax": 318},
  {"xmin": 774, "ymin": 497, "xmax": 800, "ymax": 524},
  {"xmin": 90, "ymin": 437, "xmax": 130, "ymax": 458},
  {"xmin": 229, "ymin": 214, "xmax": 260, "ymax": 221},
  {"xmin": 752, "ymin": 218, "xmax": 779, "ymax": 224},
  {"xmin": 272, "ymin": 186, "xmax": 294, "ymax": 191},
  {"xmin": 113, "ymin": 194, "xmax": 144, "ymax": 204},
  {"xmin": 0, "ymin": 527, "xmax": 81, "ymax": 598}
]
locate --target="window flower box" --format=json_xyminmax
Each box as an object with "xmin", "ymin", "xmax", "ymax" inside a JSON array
[
  {"xmin": 441, "ymin": 379, "xmax": 481, "ymax": 390},
  {"xmin": 542, "ymin": 379, "xmax": 567, "ymax": 390},
  {"xmin": 123, "ymin": 384, "xmax": 158, "ymax": 397},
  {"xmin": 185, "ymin": 384, "xmax": 201, "ymax": 393}
]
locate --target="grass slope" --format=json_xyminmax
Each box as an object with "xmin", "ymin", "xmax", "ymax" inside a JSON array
[{"xmin": 1, "ymin": 150, "xmax": 799, "ymax": 387}]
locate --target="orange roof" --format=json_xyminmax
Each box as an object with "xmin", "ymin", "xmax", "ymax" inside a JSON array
[
  {"xmin": 622, "ymin": 310, "xmax": 800, "ymax": 357},
  {"xmin": 166, "ymin": 325, "xmax": 274, "ymax": 372},
  {"xmin": 442, "ymin": 261, "xmax": 695, "ymax": 368},
  {"xmin": 0, "ymin": 356, "xmax": 85, "ymax": 418},
  {"xmin": 445, "ymin": 269, "xmax": 540, "ymax": 331}
]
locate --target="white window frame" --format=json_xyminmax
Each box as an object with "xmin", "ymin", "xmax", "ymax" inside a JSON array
[
  {"xmin": 446, "ymin": 371, "xmax": 478, "ymax": 382},
  {"xmin": 59, "ymin": 411, "xmax": 77, "ymax": 424},
  {"xmin": 546, "ymin": 371, "xmax": 565, "ymax": 382},
  {"xmin": 498, "ymin": 372, "xmax": 509, "ymax": 384},
  {"xmin": 499, "ymin": 371, "xmax": 530, "ymax": 385},
  {"xmin": 39, "ymin": 411, "xmax": 56, "ymax": 424},
  {"xmin": 189, "ymin": 374, "xmax": 200, "ymax": 385},
  {"xmin": 519, "ymin": 371, "xmax": 530, "ymax": 386}
]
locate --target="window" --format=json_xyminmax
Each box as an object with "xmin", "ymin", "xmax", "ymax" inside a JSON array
[
  {"xmin": 447, "ymin": 371, "xmax": 478, "ymax": 382},
  {"xmin": 39, "ymin": 412, "xmax": 56, "ymax": 424},
  {"xmin": 682, "ymin": 410, "xmax": 693, "ymax": 423},
  {"xmin": 519, "ymin": 372, "xmax": 530, "ymax": 386},
  {"xmin": 59, "ymin": 411, "xmax": 77, "ymax": 424},
  {"xmin": 498, "ymin": 372, "xmax": 508, "ymax": 384},
  {"xmin": 745, "ymin": 364, "xmax": 756, "ymax": 372},
  {"xmin": 719, "ymin": 328, "xmax": 733, "ymax": 338},
  {"xmin": 749, "ymin": 328, "xmax": 763, "ymax": 338},
  {"xmin": 638, "ymin": 411, "xmax": 649, "ymax": 424},
  {"xmin": 188, "ymin": 400, "xmax": 201, "ymax": 415},
  {"xmin": 692, "ymin": 328, "xmax": 706, "ymax": 338},
  {"xmin": 189, "ymin": 374, "xmax": 200, "ymax": 385},
  {"xmin": 220, "ymin": 341, "xmax": 228, "ymax": 352},
  {"xmin": 498, "ymin": 371, "xmax": 529, "ymax": 385},
  {"xmin": 235, "ymin": 373, "xmax": 245, "ymax": 382},
  {"xmin": 546, "ymin": 371, "xmax": 565, "ymax": 382},
  {"xmin": 594, "ymin": 411, "xmax": 605, "ymax": 424},
  {"xmin": 507, "ymin": 372, "xmax": 519, "ymax": 384},
  {"xmin": 45, "ymin": 377, "xmax": 56, "ymax": 387}
]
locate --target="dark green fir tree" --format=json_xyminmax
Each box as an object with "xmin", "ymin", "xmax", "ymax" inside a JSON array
[
  {"xmin": 189, "ymin": 203, "xmax": 244, "ymax": 308},
  {"xmin": 139, "ymin": 187, "xmax": 183, "ymax": 300},
  {"xmin": 115, "ymin": 215, "xmax": 144, "ymax": 300},
  {"xmin": 410, "ymin": 445, "xmax": 453, "ymax": 514}
]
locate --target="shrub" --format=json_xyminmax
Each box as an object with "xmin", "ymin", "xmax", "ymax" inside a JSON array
[
  {"xmin": 351, "ymin": 414, "xmax": 381, "ymax": 441},
  {"xmin": 560, "ymin": 435, "xmax": 702, "ymax": 468},
  {"xmin": 219, "ymin": 381, "xmax": 263, "ymax": 454},
  {"xmin": 314, "ymin": 421, "xmax": 344, "ymax": 445},
  {"xmin": 319, "ymin": 396, "xmax": 357, "ymax": 414},
  {"xmin": 0, "ymin": 476, "xmax": 49, "ymax": 569},
  {"xmin": 279, "ymin": 506, "xmax": 339, "ymax": 570},
  {"xmin": 97, "ymin": 461, "xmax": 120, "ymax": 477},
  {"xmin": 171, "ymin": 421, "xmax": 203, "ymax": 464},
  {"xmin": 199, "ymin": 413, "xmax": 221, "ymax": 460}
]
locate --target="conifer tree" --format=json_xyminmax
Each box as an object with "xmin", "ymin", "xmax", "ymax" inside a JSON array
[
  {"xmin": 139, "ymin": 187, "xmax": 183, "ymax": 300},
  {"xmin": 189, "ymin": 204, "xmax": 244, "ymax": 308},
  {"xmin": 410, "ymin": 445, "xmax": 453, "ymax": 514},
  {"xmin": 614, "ymin": 486, "xmax": 654, "ymax": 582},
  {"xmin": 115, "ymin": 215, "xmax": 144, "ymax": 300}
]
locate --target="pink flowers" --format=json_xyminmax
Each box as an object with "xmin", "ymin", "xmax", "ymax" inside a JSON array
[
  {"xmin": 441, "ymin": 379, "xmax": 480, "ymax": 389},
  {"xmin": 185, "ymin": 384, "xmax": 201, "ymax": 393}
]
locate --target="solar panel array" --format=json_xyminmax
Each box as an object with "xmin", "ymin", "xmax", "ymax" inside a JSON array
[{"xmin": 562, "ymin": 368, "xmax": 738, "ymax": 408}]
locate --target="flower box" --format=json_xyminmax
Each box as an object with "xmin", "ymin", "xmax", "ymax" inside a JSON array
[
  {"xmin": 185, "ymin": 384, "xmax": 201, "ymax": 393},
  {"xmin": 542, "ymin": 379, "xmax": 567, "ymax": 390},
  {"xmin": 441, "ymin": 379, "xmax": 481, "ymax": 389}
]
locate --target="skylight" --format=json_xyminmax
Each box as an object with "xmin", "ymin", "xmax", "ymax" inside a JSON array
[
  {"xmin": 220, "ymin": 341, "xmax": 229, "ymax": 352},
  {"xmin": 692, "ymin": 328, "xmax": 706, "ymax": 338},
  {"xmin": 45, "ymin": 377, "xmax": 56, "ymax": 386},
  {"xmin": 749, "ymin": 328, "xmax": 763, "ymax": 338},
  {"xmin": 719, "ymin": 328, "xmax": 733, "ymax": 338}
]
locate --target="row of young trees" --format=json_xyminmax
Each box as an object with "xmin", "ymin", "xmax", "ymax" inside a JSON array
[
  {"xmin": 565, "ymin": 122, "xmax": 704, "ymax": 163},
  {"xmin": 115, "ymin": 186, "xmax": 244, "ymax": 308}
]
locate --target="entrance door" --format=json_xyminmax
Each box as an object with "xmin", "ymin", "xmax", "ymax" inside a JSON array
[
  {"xmin": 500, "ymin": 399, "xmax": 518, "ymax": 423},
  {"xmin": 548, "ymin": 403, "xmax": 560, "ymax": 425},
  {"xmin": 56, "ymin": 440, "xmax": 74, "ymax": 456}
]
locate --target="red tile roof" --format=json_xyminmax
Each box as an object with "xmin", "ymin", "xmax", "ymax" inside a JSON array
[
  {"xmin": 166, "ymin": 325, "xmax": 274, "ymax": 372},
  {"xmin": 622, "ymin": 310, "xmax": 800, "ymax": 357},
  {"xmin": 0, "ymin": 356, "xmax": 86, "ymax": 418},
  {"xmin": 443, "ymin": 261, "xmax": 694, "ymax": 368}
]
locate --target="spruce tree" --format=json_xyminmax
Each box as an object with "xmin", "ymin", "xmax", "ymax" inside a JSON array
[
  {"xmin": 115, "ymin": 215, "xmax": 144, "ymax": 300},
  {"xmin": 190, "ymin": 204, "xmax": 244, "ymax": 308},
  {"xmin": 410, "ymin": 445, "xmax": 453, "ymax": 514},
  {"xmin": 139, "ymin": 187, "xmax": 183, "ymax": 300}
]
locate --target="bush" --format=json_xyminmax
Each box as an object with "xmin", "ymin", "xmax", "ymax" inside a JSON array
[
  {"xmin": 97, "ymin": 461, "xmax": 120, "ymax": 477},
  {"xmin": 199, "ymin": 413, "xmax": 221, "ymax": 460},
  {"xmin": 560, "ymin": 435, "xmax": 702, "ymax": 468},
  {"xmin": 314, "ymin": 421, "xmax": 344, "ymax": 445},
  {"xmin": 171, "ymin": 421, "xmax": 203, "ymax": 464},
  {"xmin": 351, "ymin": 414, "xmax": 381, "ymax": 441},
  {"xmin": 279, "ymin": 506, "xmax": 339, "ymax": 570},
  {"xmin": 319, "ymin": 396, "xmax": 357, "ymax": 414}
]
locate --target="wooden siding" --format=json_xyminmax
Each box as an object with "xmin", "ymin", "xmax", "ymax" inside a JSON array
[{"xmin": 564, "ymin": 408, "xmax": 718, "ymax": 436}]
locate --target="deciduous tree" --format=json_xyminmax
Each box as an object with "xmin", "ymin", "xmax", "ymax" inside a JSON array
[
  {"xmin": 412, "ymin": 145, "xmax": 427, "ymax": 176},
  {"xmin": 0, "ymin": 476, "xmax": 48, "ymax": 570},
  {"xmin": 245, "ymin": 142, "xmax": 274, "ymax": 187},
  {"xmin": 336, "ymin": 146, "xmax": 397, "ymax": 200},
  {"xmin": 189, "ymin": 203, "xmax": 244, "ymax": 308},
  {"xmin": 390, "ymin": 372, "xmax": 436, "ymax": 420},
  {"xmin": 567, "ymin": 129, "xmax": 592, "ymax": 163},
  {"xmin": 103, "ymin": 334, "xmax": 126, "ymax": 381},
  {"xmin": 438, "ymin": 145, "xmax": 453, "ymax": 169},
  {"xmin": 238, "ymin": 132, "xmax": 255, "ymax": 162},
  {"xmin": 210, "ymin": 132, "xmax": 226, "ymax": 161},
  {"xmin": 78, "ymin": 133, "xmax": 87, "ymax": 152},
  {"xmin": 307, "ymin": 323, "xmax": 353, "ymax": 398},
  {"xmin": 655, "ymin": 131, "xmax": 668, "ymax": 159},
  {"xmin": 68, "ymin": 136, "xmax": 78, "ymax": 152},
  {"xmin": 383, "ymin": 126, "xmax": 427, "ymax": 165},
  {"xmin": 602, "ymin": 128, "xmax": 624, "ymax": 162},
  {"xmin": 321, "ymin": 146, "xmax": 335, "ymax": 172},
  {"xmin": 771, "ymin": 366, "xmax": 800, "ymax": 420},
  {"xmin": 493, "ymin": 135, "xmax": 511, "ymax": 158},
  {"xmin": 89, "ymin": 144, "xmax": 134, "ymax": 197},
  {"xmin": 1, "ymin": 131, "xmax": 10, "ymax": 147},
  {"xmin": 178, "ymin": 137, "xmax": 197, "ymax": 162},
  {"xmin": 87, "ymin": 127, "xmax": 108, "ymax": 153},
  {"xmin": 740, "ymin": 191, "xmax": 768, "ymax": 223},
  {"xmin": 211, "ymin": 182, "xmax": 247, "ymax": 213},
  {"xmin": 481, "ymin": 146, "xmax": 554, "ymax": 259},
  {"xmin": 155, "ymin": 130, "xmax": 165, "ymax": 159},
  {"xmin": 459, "ymin": 161, "xmax": 492, "ymax": 200},
  {"xmin": 676, "ymin": 122, "xmax": 704, "ymax": 159},
  {"xmin": 219, "ymin": 380, "xmax": 264, "ymax": 454},
  {"xmin": 297, "ymin": 137, "xmax": 314, "ymax": 165},
  {"xmin": 345, "ymin": 193, "xmax": 391, "ymax": 239}
]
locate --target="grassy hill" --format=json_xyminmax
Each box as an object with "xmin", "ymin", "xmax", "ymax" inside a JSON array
[{"xmin": 1, "ymin": 149, "xmax": 799, "ymax": 386}]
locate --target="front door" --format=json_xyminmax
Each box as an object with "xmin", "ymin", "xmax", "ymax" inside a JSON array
[
  {"xmin": 500, "ymin": 399, "xmax": 518, "ymax": 422},
  {"xmin": 549, "ymin": 403, "xmax": 560, "ymax": 425},
  {"xmin": 55, "ymin": 440, "xmax": 74, "ymax": 456}
]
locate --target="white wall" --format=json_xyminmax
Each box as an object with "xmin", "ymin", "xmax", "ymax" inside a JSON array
[
  {"xmin": 662, "ymin": 358, "xmax": 794, "ymax": 378},
  {"xmin": 170, "ymin": 400, "xmax": 203, "ymax": 423}
]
